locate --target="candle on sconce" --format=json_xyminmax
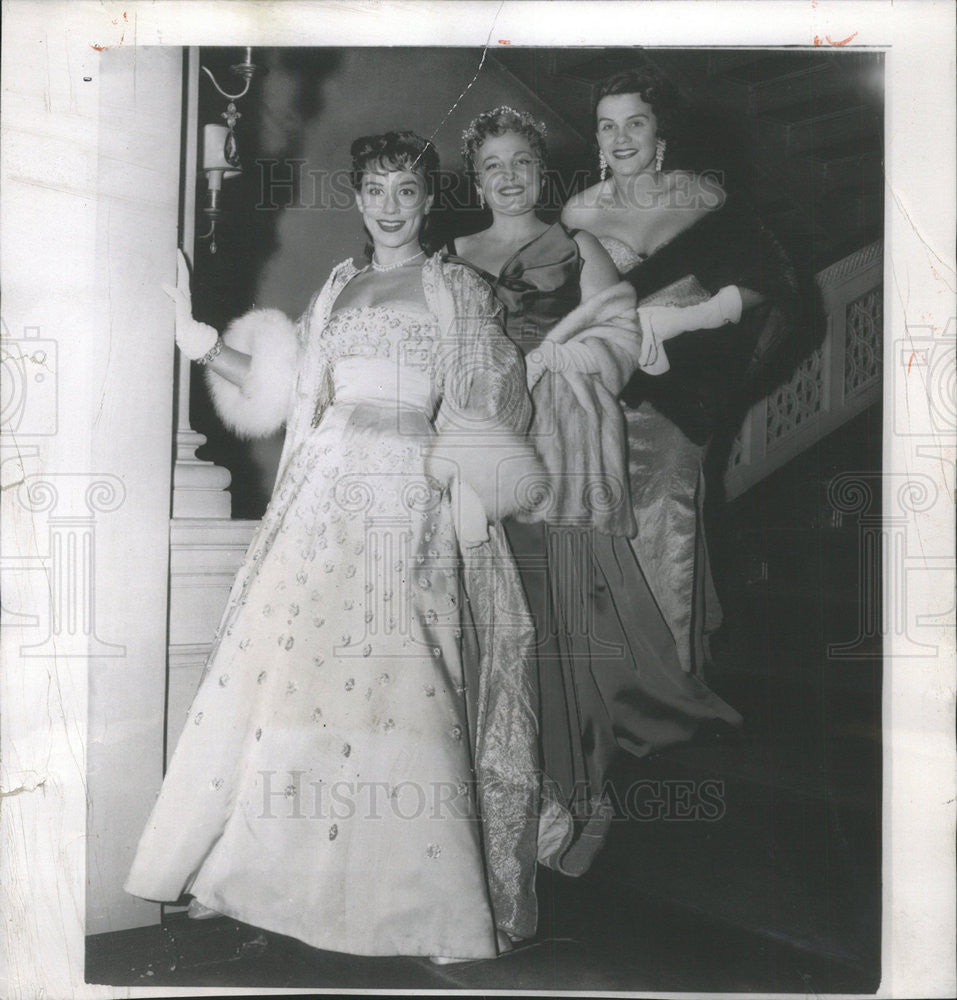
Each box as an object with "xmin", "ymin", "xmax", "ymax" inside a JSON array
[
  {"xmin": 202, "ymin": 124, "xmax": 242, "ymax": 178},
  {"xmin": 200, "ymin": 124, "xmax": 242, "ymax": 253}
]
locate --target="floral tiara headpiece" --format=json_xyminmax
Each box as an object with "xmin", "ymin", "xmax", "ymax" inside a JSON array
[{"xmin": 460, "ymin": 106, "xmax": 548, "ymax": 162}]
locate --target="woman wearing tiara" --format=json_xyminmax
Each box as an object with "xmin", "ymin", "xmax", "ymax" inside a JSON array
[
  {"xmin": 563, "ymin": 68, "xmax": 799, "ymax": 676},
  {"xmin": 448, "ymin": 107, "xmax": 742, "ymax": 876},
  {"xmin": 125, "ymin": 131, "xmax": 544, "ymax": 961}
]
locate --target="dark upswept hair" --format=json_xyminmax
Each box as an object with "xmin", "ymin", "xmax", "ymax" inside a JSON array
[
  {"xmin": 592, "ymin": 68, "xmax": 683, "ymax": 143},
  {"xmin": 349, "ymin": 130, "xmax": 441, "ymax": 256},
  {"xmin": 460, "ymin": 107, "xmax": 548, "ymax": 175},
  {"xmin": 349, "ymin": 130, "xmax": 441, "ymax": 195}
]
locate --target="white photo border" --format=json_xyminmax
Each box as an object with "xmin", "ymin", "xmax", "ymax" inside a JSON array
[{"xmin": 1, "ymin": 2, "xmax": 954, "ymax": 997}]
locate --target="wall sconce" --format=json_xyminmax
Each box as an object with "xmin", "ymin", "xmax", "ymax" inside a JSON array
[
  {"xmin": 200, "ymin": 124, "xmax": 242, "ymax": 254},
  {"xmin": 198, "ymin": 48, "xmax": 260, "ymax": 254}
]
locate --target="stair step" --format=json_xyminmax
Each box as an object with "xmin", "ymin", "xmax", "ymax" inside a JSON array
[
  {"xmin": 597, "ymin": 745, "xmax": 880, "ymax": 969},
  {"xmin": 813, "ymin": 187, "xmax": 884, "ymax": 246},
  {"xmin": 721, "ymin": 54, "xmax": 881, "ymax": 115},
  {"xmin": 802, "ymin": 134, "xmax": 884, "ymax": 165},
  {"xmin": 488, "ymin": 52, "xmax": 592, "ymax": 146},
  {"xmin": 719, "ymin": 52, "xmax": 832, "ymax": 86},
  {"xmin": 788, "ymin": 145, "xmax": 883, "ymax": 198},
  {"xmin": 707, "ymin": 50, "xmax": 779, "ymax": 76},
  {"xmin": 762, "ymin": 90, "xmax": 875, "ymax": 126},
  {"xmin": 594, "ymin": 821, "xmax": 879, "ymax": 972},
  {"xmin": 749, "ymin": 142, "xmax": 881, "ymax": 216},
  {"xmin": 545, "ymin": 48, "xmax": 645, "ymax": 86},
  {"xmin": 755, "ymin": 186, "xmax": 880, "ymax": 264},
  {"xmin": 85, "ymin": 914, "xmax": 269, "ymax": 985},
  {"xmin": 723, "ymin": 55, "xmax": 846, "ymax": 115},
  {"xmin": 640, "ymin": 734, "xmax": 879, "ymax": 808},
  {"xmin": 540, "ymin": 866, "xmax": 878, "ymax": 993},
  {"xmin": 750, "ymin": 70, "xmax": 854, "ymax": 115},
  {"xmin": 754, "ymin": 100, "xmax": 879, "ymax": 154}
]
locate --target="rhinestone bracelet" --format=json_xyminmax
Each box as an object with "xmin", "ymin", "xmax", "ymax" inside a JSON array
[{"xmin": 197, "ymin": 337, "xmax": 224, "ymax": 366}]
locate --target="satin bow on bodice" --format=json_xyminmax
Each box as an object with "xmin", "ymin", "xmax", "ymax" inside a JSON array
[{"xmin": 449, "ymin": 223, "xmax": 583, "ymax": 355}]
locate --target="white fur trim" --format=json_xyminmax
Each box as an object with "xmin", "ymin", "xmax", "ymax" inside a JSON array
[
  {"xmin": 426, "ymin": 425, "xmax": 545, "ymax": 524},
  {"xmin": 205, "ymin": 308, "xmax": 300, "ymax": 439}
]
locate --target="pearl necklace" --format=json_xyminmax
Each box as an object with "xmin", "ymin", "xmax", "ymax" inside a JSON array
[{"xmin": 370, "ymin": 249, "xmax": 426, "ymax": 273}]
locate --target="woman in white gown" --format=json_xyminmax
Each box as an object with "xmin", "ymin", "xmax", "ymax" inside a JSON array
[{"xmin": 125, "ymin": 131, "xmax": 543, "ymax": 961}]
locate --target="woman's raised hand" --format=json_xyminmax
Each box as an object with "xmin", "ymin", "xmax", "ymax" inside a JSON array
[{"xmin": 162, "ymin": 249, "xmax": 219, "ymax": 360}]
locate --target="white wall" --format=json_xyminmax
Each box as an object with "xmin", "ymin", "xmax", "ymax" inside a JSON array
[{"xmin": 1, "ymin": 34, "xmax": 182, "ymax": 958}]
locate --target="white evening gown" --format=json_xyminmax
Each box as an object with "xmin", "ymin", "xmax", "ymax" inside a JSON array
[{"xmin": 126, "ymin": 258, "xmax": 540, "ymax": 958}]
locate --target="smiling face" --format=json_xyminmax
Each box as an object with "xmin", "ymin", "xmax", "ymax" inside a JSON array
[
  {"xmin": 596, "ymin": 92, "xmax": 660, "ymax": 179},
  {"xmin": 474, "ymin": 131, "xmax": 543, "ymax": 217},
  {"xmin": 355, "ymin": 164, "xmax": 433, "ymax": 254}
]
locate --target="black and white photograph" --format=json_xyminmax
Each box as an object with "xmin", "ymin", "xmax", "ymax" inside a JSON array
[{"xmin": 0, "ymin": 2, "xmax": 954, "ymax": 998}]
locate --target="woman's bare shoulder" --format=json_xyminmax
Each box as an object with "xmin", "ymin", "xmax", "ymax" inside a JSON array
[{"xmin": 570, "ymin": 227, "xmax": 606, "ymax": 257}]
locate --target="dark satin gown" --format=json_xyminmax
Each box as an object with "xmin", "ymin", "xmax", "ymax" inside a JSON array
[{"xmin": 447, "ymin": 223, "xmax": 741, "ymax": 847}]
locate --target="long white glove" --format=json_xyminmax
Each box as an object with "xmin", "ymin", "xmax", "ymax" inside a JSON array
[
  {"xmin": 162, "ymin": 249, "xmax": 219, "ymax": 360},
  {"xmin": 525, "ymin": 326, "xmax": 642, "ymax": 387},
  {"xmin": 638, "ymin": 285, "xmax": 743, "ymax": 344},
  {"xmin": 525, "ymin": 339, "xmax": 602, "ymax": 385}
]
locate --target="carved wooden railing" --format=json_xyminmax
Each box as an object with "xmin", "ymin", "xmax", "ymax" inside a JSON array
[{"xmin": 723, "ymin": 241, "xmax": 883, "ymax": 500}]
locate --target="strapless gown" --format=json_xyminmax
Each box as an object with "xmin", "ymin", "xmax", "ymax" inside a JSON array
[
  {"xmin": 599, "ymin": 234, "xmax": 723, "ymax": 674},
  {"xmin": 598, "ymin": 200, "xmax": 800, "ymax": 676},
  {"xmin": 125, "ymin": 304, "xmax": 528, "ymax": 958}
]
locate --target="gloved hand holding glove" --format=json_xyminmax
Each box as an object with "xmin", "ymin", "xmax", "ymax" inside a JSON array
[{"xmin": 637, "ymin": 285, "xmax": 743, "ymax": 344}]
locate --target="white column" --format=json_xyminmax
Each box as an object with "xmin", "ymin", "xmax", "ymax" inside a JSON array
[
  {"xmin": 165, "ymin": 48, "xmax": 258, "ymax": 781},
  {"xmin": 172, "ymin": 46, "xmax": 232, "ymax": 519},
  {"xmin": 1, "ymin": 35, "xmax": 185, "ymax": 977}
]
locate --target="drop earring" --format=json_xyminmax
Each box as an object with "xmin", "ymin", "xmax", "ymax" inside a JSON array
[
  {"xmin": 477, "ymin": 188, "xmax": 485, "ymax": 209},
  {"xmin": 655, "ymin": 138, "xmax": 666, "ymax": 174},
  {"xmin": 598, "ymin": 150, "xmax": 608, "ymax": 182}
]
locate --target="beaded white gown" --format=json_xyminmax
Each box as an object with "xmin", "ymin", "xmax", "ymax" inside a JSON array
[{"xmin": 126, "ymin": 258, "xmax": 540, "ymax": 958}]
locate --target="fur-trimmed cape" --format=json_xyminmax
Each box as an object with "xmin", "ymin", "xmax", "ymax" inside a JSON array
[{"xmin": 204, "ymin": 308, "xmax": 300, "ymax": 439}]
